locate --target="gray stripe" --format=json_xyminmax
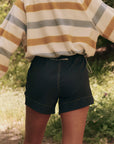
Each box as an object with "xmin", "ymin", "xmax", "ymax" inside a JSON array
[
  {"xmin": 0, "ymin": 47, "xmax": 12, "ymax": 59},
  {"xmin": 6, "ymin": 14, "xmax": 27, "ymax": 32},
  {"xmin": 27, "ymin": 19, "xmax": 95, "ymax": 29},
  {"xmin": 92, "ymin": 2, "xmax": 107, "ymax": 25}
]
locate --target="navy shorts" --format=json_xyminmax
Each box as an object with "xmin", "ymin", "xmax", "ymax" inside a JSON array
[{"xmin": 24, "ymin": 54, "xmax": 94, "ymax": 115}]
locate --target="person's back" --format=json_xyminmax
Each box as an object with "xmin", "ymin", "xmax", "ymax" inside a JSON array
[{"xmin": 0, "ymin": 0, "xmax": 114, "ymax": 77}]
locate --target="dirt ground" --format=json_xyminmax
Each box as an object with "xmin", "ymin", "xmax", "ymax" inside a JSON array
[
  {"xmin": 0, "ymin": 132, "xmax": 59, "ymax": 144},
  {"xmin": 0, "ymin": 126, "xmax": 59, "ymax": 144}
]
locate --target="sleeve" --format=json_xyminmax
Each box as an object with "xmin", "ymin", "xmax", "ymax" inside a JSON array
[
  {"xmin": 86, "ymin": 0, "xmax": 114, "ymax": 43},
  {"xmin": 0, "ymin": 0, "xmax": 27, "ymax": 78}
]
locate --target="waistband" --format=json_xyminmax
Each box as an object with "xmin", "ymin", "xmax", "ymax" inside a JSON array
[
  {"xmin": 33, "ymin": 54, "xmax": 93, "ymax": 73},
  {"xmin": 49, "ymin": 54, "xmax": 93, "ymax": 73},
  {"xmin": 36, "ymin": 54, "xmax": 84, "ymax": 61}
]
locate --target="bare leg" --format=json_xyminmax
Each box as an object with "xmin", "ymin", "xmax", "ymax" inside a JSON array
[
  {"xmin": 23, "ymin": 106, "xmax": 51, "ymax": 144},
  {"xmin": 60, "ymin": 106, "xmax": 89, "ymax": 144}
]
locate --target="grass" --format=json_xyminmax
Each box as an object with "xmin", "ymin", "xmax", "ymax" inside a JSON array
[
  {"xmin": 0, "ymin": 86, "xmax": 25, "ymax": 140},
  {"xmin": 0, "ymin": 85, "xmax": 59, "ymax": 143}
]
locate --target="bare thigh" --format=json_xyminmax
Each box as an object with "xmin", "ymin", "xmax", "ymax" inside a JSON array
[
  {"xmin": 60, "ymin": 106, "xmax": 89, "ymax": 144},
  {"xmin": 24, "ymin": 106, "xmax": 51, "ymax": 144}
]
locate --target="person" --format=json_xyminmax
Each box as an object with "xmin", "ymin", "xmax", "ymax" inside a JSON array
[{"xmin": 0, "ymin": 0, "xmax": 114, "ymax": 143}]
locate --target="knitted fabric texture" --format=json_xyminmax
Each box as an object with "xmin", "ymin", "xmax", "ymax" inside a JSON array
[{"xmin": 0, "ymin": 0, "xmax": 114, "ymax": 77}]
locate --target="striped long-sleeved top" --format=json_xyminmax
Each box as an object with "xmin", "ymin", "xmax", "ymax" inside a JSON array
[{"xmin": 0, "ymin": 0, "xmax": 114, "ymax": 78}]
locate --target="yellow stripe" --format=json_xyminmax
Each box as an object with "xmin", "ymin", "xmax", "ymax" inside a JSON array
[
  {"xmin": 0, "ymin": 64, "xmax": 8, "ymax": 72},
  {"xmin": 72, "ymin": 36, "xmax": 96, "ymax": 48},
  {"xmin": 14, "ymin": 0, "xmax": 25, "ymax": 12},
  {"xmin": 0, "ymin": 28, "xmax": 21, "ymax": 45},
  {"xmin": 103, "ymin": 17, "xmax": 114, "ymax": 38},
  {"xmin": 28, "ymin": 35, "xmax": 96, "ymax": 48},
  {"xmin": 83, "ymin": 0, "xmax": 92, "ymax": 10},
  {"xmin": 26, "ymin": 0, "xmax": 92, "ymax": 12}
]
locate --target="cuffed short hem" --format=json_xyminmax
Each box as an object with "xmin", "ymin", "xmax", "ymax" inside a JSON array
[
  {"xmin": 25, "ymin": 96, "xmax": 55, "ymax": 114},
  {"xmin": 59, "ymin": 96, "xmax": 94, "ymax": 115}
]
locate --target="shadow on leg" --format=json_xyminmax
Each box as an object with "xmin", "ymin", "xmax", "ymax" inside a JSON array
[
  {"xmin": 60, "ymin": 106, "xmax": 89, "ymax": 144},
  {"xmin": 23, "ymin": 106, "xmax": 51, "ymax": 144}
]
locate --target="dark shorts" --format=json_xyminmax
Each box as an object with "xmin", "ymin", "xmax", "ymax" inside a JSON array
[{"xmin": 24, "ymin": 54, "xmax": 94, "ymax": 115}]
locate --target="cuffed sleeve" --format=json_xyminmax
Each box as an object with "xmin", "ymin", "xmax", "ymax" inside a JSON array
[
  {"xmin": 86, "ymin": 0, "xmax": 114, "ymax": 42},
  {"xmin": 0, "ymin": 0, "xmax": 27, "ymax": 78}
]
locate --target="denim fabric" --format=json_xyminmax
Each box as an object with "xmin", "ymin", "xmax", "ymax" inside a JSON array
[{"xmin": 24, "ymin": 54, "xmax": 94, "ymax": 114}]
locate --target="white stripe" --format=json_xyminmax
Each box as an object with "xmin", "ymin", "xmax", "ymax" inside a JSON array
[
  {"xmin": 27, "ymin": 26, "xmax": 98, "ymax": 40},
  {"xmin": 86, "ymin": 0, "xmax": 102, "ymax": 19},
  {"xmin": 26, "ymin": 41, "xmax": 95, "ymax": 58},
  {"xmin": 12, "ymin": 5, "xmax": 26, "ymax": 24},
  {"xmin": 0, "ymin": 37, "xmax": 18, "ymax": 53},
  {"xmin": 78, "ymin": 43, "xmax": 96, "ymax": 57},
  {"xmin": 27, "ymin": 9, "xmax": 90, "ymax": 22},
  {"xmin": 0, "ymin": 54, "xmax": 10, "ymax": 66},
  {"xmin": 89, "ymin": 29, "xmax": 99, "ymax": 41},
  {"xmin": 27, "ymin": 41, "xmax": 81, "ymax": 55},
  {"xmin": 3, "ymin": 19, "xmax": 24, "ymax": 38}
]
